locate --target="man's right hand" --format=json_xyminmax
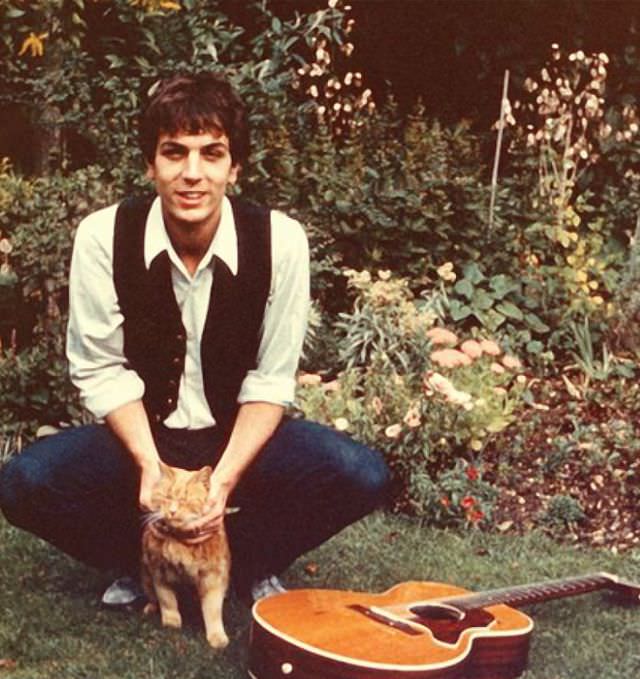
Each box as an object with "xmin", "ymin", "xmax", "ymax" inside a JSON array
[{"xmin": 138, "ymin": 461, "xmax": 162, "ymax": 512}]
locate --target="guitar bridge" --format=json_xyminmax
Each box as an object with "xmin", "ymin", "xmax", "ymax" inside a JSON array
[{"xmin": 348, "ymin": 604, "xmax": 424, "ymax": 636}]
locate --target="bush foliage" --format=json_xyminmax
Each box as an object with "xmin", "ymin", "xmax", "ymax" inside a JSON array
[{"xmin": 0, "ymin": 2, "xmax": 638, "ymax": 528}]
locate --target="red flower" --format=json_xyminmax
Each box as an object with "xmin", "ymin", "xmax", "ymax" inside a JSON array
[
  {"xmin": 467, "ymin": 509, "xmax": 485, "ymax": 523},
  {"xmin": 465, "ymin": 466, "xmax": 479, "ymax": 481},
  {"xmin": 460, "ymin": 496, "xmax": 475, "ymax": 509},
  {"xmin": 440, "ymin": 496, "xmax": 451, "ymax": 507}
]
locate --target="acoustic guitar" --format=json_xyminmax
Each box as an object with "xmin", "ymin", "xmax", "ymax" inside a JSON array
[{"xmin": 249, "ymin": 572, "xmax": 640, "ymax": 679}]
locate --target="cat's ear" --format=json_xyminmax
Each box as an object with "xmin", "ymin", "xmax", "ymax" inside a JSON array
[{"xmin": 194, "ymin": 465, "xmax": 213, "ymax": 486}]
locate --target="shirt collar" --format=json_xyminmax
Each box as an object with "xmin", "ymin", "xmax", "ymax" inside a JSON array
[{"xmin": 144, "ymin": 195, "xmax": 238, "ymax": 276}]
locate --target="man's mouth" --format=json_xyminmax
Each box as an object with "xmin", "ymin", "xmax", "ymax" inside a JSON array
[{"xmin": 176, "ymin": 191, "xmax": 207, "ymax": 203}]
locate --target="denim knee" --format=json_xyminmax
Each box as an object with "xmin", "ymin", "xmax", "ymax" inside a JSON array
[
  {"xmin": 312, "ymin": 425, "xmax": 391, "ymax": 509},
  {"xmin": 0, "ymin": 455, "xmax": 33, "ymax": 526},
  {"xmin": 347, "ymin": 445, "xmax": 391, "ymax": 508}
]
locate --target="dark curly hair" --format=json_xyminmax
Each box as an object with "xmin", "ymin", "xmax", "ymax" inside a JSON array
[{"xmin": 139, "ymin": 72, "xmax": 249, "ymax": 167}]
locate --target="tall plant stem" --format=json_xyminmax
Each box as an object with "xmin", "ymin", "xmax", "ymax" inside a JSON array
[
  {"xmin": 489, "ymin": 69, "xmax": 510, "ymax": 231},
  {"xmin": 631, "ymin": 209, "xmax": 640, "ymax": 279}
]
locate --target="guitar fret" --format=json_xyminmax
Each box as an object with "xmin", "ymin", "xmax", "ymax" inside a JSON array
[{"xmin": 446, "ymin": 574, "xmax": 611, "ymax": 611}]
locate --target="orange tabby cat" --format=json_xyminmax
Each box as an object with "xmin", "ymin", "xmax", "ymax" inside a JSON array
[{"xmin": 141, "ymin": 463, "xmax": 231, "ymax": 649}]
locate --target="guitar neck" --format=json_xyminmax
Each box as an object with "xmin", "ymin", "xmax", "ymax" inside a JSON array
[{"xmin": 445, "ymin": 573, "xmax": 616, "ymax": 611}]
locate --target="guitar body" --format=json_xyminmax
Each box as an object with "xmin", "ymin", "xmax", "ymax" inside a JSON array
[{"xmin": 249, "ymin": 581, "xmax": 533, "ymax": 679}]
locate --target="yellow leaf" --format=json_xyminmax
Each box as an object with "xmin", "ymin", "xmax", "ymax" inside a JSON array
[{"xmin": 18, "ymin": 32, "xmax": 48, "ymax": 58}]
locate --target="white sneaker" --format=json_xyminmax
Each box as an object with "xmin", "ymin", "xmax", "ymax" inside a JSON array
[
  {"xmin": 101, "ymin": 576, "xmax": 145, "ymax": 607},
  {"xmin": 250, "ymin": 575, "xmax": 287, "ymax": 603}
]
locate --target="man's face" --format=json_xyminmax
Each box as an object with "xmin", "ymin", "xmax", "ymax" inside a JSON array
[{"xmin": 147, "ymin": 129, "xmax": 239, "ymax": 232}]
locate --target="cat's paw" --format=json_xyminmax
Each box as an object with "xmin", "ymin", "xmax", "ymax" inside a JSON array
[
  {"xmin": 160, "ymin": 610, "xmax": 182, "ymax": 629},
  {"xmin": 143, "ymin": 602, "xmax": 158, "ymax": 616},
  {"xmin": 206, "ymin": 631, "xmax": 229, "ymax": 649}
]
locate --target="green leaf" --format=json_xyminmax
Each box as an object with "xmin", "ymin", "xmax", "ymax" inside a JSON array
[
  {"xmin": 454, "ymin": 278, "xmax": 474, "ymax": 300},
  {"xmin": 484, "ymin": 308, "xmax": 506, "ymax": 330},
  {"xmin": 489, "ymin": 274, "xmax": 520, "ymax": 299},
  {"xmin": 526, "ymin": 340, "xmax": 544, "ymax": 354},
  {"xmin": 496, "ymin": 301, "xmax": 524, "ymax": 320},
  {"xmin": 472, "ymin": 289, "xmax": 494, "ymax": 311},
  {"xmin": 524, "ymin": 312, "xmax": 551, "ymax": 334},
  {"xmin": 462, "ymin": 261, "xmax": 485, "ymax": 284},
  {"xmin": 5, "ymin": 7, "xmax": 26, "ymax": 19},
  {"xmin": 449, "ymin": 301, "xmax": 472, "ymax": 321}
]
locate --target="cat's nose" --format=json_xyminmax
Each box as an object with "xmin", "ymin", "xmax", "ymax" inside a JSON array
[{"xmin": 168, "ymin": 502, "xmax": 178, "ymax": 516}]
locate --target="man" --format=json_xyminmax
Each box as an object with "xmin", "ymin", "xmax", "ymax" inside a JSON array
[{"xmin": 0, "ymin": 72, "xmax": 389, "ymax": 606}]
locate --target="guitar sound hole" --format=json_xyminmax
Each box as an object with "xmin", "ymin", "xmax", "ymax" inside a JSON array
[
  {"xmin": 409, "ymin": 604, "xmax": 465, "ymax": 621},
  {"xmin": 411, "ymin": 608, "xmax": 496, "ymax": 644}
]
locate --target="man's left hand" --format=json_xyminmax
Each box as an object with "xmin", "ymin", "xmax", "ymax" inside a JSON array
[{"xmin": 181, "ymin": 472, "xmax": 233, "ymax": 543}]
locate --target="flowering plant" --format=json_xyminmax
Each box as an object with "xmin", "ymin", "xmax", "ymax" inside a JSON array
[{"xmin": 296, "ymin": 270, "xmax": 526, "ymax": 526}]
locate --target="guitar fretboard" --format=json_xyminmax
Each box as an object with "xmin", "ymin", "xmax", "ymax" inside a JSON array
[{"xmin": 443, "ymin": 573, "xmax": 614, "ymax": 612}]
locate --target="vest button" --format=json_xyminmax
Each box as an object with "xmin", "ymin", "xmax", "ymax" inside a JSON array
[
  {"xmin": 172, "ymin": 356, "xmax": 181, "ymax": 366},
  {"xmin": 176, "ymin": 333, "xmax": 185, "ymax": 343},
  {"xmin": 154, "ymin": 413, "xmax": 162, "ymax": 423},
  {"xmin": 167, "ymin": 397, "xmax": 175, "ymax": 407},
  {"xmin": 168, "ymin": 379, "xmax": 177, "ymax": 389}
]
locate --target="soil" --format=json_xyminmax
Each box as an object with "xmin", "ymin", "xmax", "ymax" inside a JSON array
[{"xmin": 482, "ymin": 372, "xmax": 640, "ymax": 553}]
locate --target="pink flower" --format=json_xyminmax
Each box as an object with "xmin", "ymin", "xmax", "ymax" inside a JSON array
[
  {"xmin": 426, "ymin": 327, "xmax": 458, "ymax": 346},
  {"xmin": 490, "ymin": 362, "xmax": 506, "ymax": 374},
  {"xmin": 502, "ymin": 354, "xmax": 522, "ymax": 370},
  {"xmin": 445, "ymin": 389, "xmax": 473, "ymax": 407},
  {"xmin": 297, "ymin": 373, "xmax": 322, "ymax": 386},
  {"xmin": 460, "ymin": 339, "xmax": 483, "ymax": 359},
  {"xmin": 479, "ymin": 339, "xmax": 501, "ymax": 356},
  {"xmin": 430, "ymin": 349, "xmax": 472, "ymax": 368},
  {"xmin": 424, "ymin": 372, "xmax": 472, "ymax": 407},
  {"xmin": 385, "ymin": 423, "xmax": 402, "ymax": 439},
  {"xmin": 424, "ymin": 371, "xmax": 455, "ymax": 395}
]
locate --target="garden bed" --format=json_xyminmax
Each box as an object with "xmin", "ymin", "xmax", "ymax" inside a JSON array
[{"xmin": 484, "ymin": 373, "xmax": 640, "ymax": 552}]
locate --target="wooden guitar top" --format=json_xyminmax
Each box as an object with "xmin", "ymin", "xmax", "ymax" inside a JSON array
[{"xmin": 252, "ymin": 581, "xmax": 533, "ymax": 670}]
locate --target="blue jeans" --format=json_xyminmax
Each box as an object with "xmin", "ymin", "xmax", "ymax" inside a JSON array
[{"xmin": 0, "ymin": 418, "xmax": 389, "ymax": 594}]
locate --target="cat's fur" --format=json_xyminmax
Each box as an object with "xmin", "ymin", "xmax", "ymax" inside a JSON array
[{"xmin": 141, "ymin": 463, "xmax": 231, "ymax": 649}]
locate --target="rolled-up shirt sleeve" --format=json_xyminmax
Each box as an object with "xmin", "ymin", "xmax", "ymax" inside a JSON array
[
  {"xmin": 66, "ymin": 205, "xmax": 145, "ymax": 419},
  {"xmin": 237, "ymin": 210, "xmax": 310, "ymax": 406}
]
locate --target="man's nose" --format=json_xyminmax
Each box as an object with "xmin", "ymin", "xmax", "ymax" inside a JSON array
[{"xmin": 182, "ymin": 152, "xmax": 203, "ymax": 180}]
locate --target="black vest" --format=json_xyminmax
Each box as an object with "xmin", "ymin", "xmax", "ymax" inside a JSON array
[{"xmin": 112, "ymin": 195, "xmax": 272, "ymax": 434}]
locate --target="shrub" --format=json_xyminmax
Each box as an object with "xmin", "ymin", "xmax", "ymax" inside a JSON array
[
  {"xmin": 0, "ymin": 164, "xmax": 114, "ymax": 431},
  {"xmin": 295, "ymin": 270, "xmax": 526, "ymax": 525}
]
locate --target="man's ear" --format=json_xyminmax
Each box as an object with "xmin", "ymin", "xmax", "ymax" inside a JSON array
[
  {"xmin": 146, "ymin": 162, "xmax": 156, "ymax": 181},
  {"xmin": 228, "ymin": 163, "xmax": 240, "ymax": 185}
]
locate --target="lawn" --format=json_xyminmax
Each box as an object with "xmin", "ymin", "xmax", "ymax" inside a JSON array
[{"xmin": 2, "ymin": 510, "xmax": 640, "ymax": 679}]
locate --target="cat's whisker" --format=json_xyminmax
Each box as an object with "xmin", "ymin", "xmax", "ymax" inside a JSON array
[{"xmin": 140, "ymin": 511, "xmax": 162, "ymax": 528}]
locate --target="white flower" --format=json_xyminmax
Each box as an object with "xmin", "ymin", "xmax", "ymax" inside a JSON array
[
  {"xmin": 385, "ymin": 423, "xmax": 402, "ymax": 439},
  {"xmin": 334, "ymin": 417, "xmax": 349, "ymax": 431}
]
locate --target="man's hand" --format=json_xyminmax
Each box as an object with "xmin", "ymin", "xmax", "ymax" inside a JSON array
[
  {"xmin": 139, "ymin": 460, "xmax": 162, "ymax": 512},
  {"xmin": 181, "ymin": 472, "xmax": 233, "ymax": 543}
]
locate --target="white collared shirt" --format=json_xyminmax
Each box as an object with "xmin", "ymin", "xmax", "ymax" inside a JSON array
[{"xmin": 66, "ymin": 195, "xmax": 310, "ymax": 429}]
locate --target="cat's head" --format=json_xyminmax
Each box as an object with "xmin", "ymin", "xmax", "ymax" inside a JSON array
[{"xmin": 147, "ymin": 463, "xmax": 212, "ymax": 532}]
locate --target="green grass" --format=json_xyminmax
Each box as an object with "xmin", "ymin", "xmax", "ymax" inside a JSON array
[{"xmin": 2, "ymin": 511, "xmax": 640, "ymax": 679}]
